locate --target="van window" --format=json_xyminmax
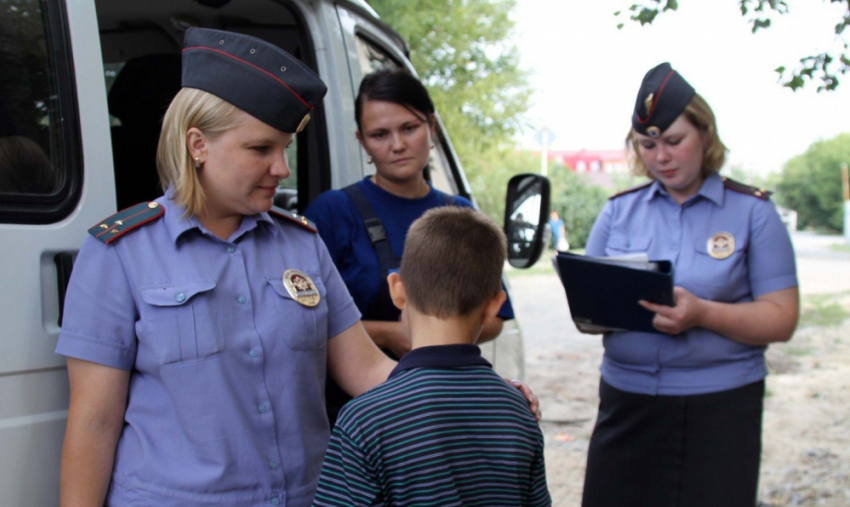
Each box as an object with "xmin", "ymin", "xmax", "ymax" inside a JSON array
[
  {"xmin": 96, "ymin": 0, "xmax": 328, "ymax": 212},
  {"xmin": 0, "ymin": 0, "xmax": 80, "ymax": 223},
  {"xmin": 355, "ymin": 34, "xmax": 401, "ymax": 73},
  {"xmin": 353, "ymin": 34, "xmax": 457, "ymax": 195}
]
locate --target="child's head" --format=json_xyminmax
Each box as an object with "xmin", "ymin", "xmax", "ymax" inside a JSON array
[{"xmin": 398, "ymin": 206, "xmax": 506, "ymax": 318}]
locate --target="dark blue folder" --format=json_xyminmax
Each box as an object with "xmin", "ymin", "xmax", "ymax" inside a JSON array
[{"xmin": 554, "ymin": 252, "xmax": 674, "ymax": 333}]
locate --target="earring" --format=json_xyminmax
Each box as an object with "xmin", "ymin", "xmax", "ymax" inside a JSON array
[
  {"xmin": 193, "ymin": 157, "xmax": 201, "ymax": 169},
  {"xmin": 367, "ymin": 156, "xmax": 373, "ymax": 164}
]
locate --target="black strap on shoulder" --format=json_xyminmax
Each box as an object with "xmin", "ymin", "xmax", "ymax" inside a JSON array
[{"xmin": 342, "ymin": 184, "xmax": 398, "ymax": 276}]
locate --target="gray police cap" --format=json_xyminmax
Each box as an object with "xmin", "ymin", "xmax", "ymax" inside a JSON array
[
  {"xmin": 182, "ymin": 27, "xmax": 327, "ymax": 134},
  {"xmin": 632, "ymin": 62, "xmax": 695, "ymax": 138}
]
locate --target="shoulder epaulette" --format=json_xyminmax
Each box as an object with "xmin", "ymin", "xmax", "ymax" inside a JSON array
[
  {"xmin": 268, "ymin": 206, "xmax": 317, "ymax": 233},
  {"xmin": 722, "ymin": 177, "xmax": 771, "ymax": 200},
  {"xmin": 88, "ymin": 201, "xmax": 164, "ymax": 244},
  {"xmin": 609, "ymin": 181, "xmax": 653, "ymax": 200}
]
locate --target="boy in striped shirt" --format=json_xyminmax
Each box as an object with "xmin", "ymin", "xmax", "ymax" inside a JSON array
[{"xmin": 312, "ymin": 206, "xmax": 551, "ymax": 507}]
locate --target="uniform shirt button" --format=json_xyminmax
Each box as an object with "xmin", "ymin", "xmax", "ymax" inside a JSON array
[
  {"xmin": 258, "ymin": 404, "xmax": 268, "ymax": 413},
  {"xmin": 226, "ymin": 246, "xmax": 235, "ymax": 254},
  {"xmin": 270, "ymin": 498, "xmax": 280, "ymax": 505},
  {"xmin": 237, "ymin": 295, "xmax": 247, "ymax": 304},
  {"xmin": 269, "ymin": 460, "xmax": 278, "ymax": 469},
  {"xmin": 175, "ymin": 293, "xmax": 186, "ymax": 303},
  {"xmin": 249, "ymin": 349, "xmax": 259, "ymax": 358}
]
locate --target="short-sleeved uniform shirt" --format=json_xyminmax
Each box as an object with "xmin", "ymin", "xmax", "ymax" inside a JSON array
[
  {"xmin": 304, "ymin": 176, "xmax": 515, "ymax": 320},
  {"xmin": 56, "ymin": 189, "xmax": 361, "ymax": 506},
  {"xmin": 585, "ymin": 173, "xmax": 797, "ymax": 396}
]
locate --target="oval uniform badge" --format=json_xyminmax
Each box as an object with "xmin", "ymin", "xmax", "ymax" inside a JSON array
[
  {"xmin": 707, "ymin": 232, "xmax": 735, "ymax": 260},
  {"xmin": 283, "ymin": 269, "xmax": 321, "ymax": 307}
]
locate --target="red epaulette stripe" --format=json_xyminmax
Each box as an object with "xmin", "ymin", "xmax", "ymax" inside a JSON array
[
  {"xmin": 268, "ymin": 208, "xmax": 317, "ymax": 233},
  {"xmin": 103, "ymin": 210, "xmax": 164, "ymax": 244},
  {"xmin": 94, "ymin": 207, "xmax": 155, "ymax": 240},
  {"xmin": 609, "ymin": 181, "xmax": 653, "ymax": 200},
  {"xmin": 723, "ymin": 178, "xmax": 771, "ymax": 200},
  {"xmin": 183, "ymin": 46, "xmax": 313, "ymax": 110}
]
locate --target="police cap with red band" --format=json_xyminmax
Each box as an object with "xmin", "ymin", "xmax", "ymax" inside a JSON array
[
  {"xmin": 182, "ymin": 27, "xmax": 327, "ymax": 134},
  {"xmin": 631, "ymin": 62, "xmax": 695, "ymax": 138}
]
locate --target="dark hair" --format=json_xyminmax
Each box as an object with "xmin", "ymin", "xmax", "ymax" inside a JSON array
[
  {"xmin": 355, "ymin": 68, "xmax": 435, "ymax": 132},
  {"xmin": 401, "ymin": 207, "xmax": 506, "ymax": 318}
]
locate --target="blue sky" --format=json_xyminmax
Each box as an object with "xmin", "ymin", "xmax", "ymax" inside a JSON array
[{"xmin": 513, "ymin": 0, "xmax": 850, "ymax": 175}]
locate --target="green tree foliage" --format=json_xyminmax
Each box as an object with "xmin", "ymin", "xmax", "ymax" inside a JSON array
[
  {"xmin": 776, "ymin": 133, "xmax": 850, "ymax": 232},
  {"xmin": 462, "ymin": 149, "xmax": 608, "ymax": 249},
  {"xmin": 464, "ymin": 148, "xmax": 533, "ymax": 224},
  {"xmin": 368, "ymin": 0, "xmax": 531, "ymax": 161},
  {"xmin": 615, "ymin": 0, "xmax": 850, "ymax": 92},
  {"xmin": 548, "ymin": 161, "xmax": 609, "ymax": 249}
]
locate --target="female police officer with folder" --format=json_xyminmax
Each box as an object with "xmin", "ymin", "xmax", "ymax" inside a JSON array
[
  {"xmin": 581, "ymin": 63, "xmax": 799, "ymax": 507},
  {"xmin": 54, "ymin": 28, "xmax": 396, "ymax": 507}
]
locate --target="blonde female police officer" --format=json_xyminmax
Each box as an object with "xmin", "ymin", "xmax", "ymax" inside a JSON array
[
  {"xmin": 581, "ymin": 63, "xmax": 799, "ymax": 507},
  {"xmin": 56, "ymin": 28, "xmax": 397, "ymax": 507}
]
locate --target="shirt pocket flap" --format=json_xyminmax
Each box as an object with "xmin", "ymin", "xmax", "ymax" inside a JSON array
[
  {"xmin": 608, "ymin": 234, "xmax": 652, "ymax": 252},
  {"xmin": 140, "ymin": 281, "xmax": 217, "ymax": 307}
]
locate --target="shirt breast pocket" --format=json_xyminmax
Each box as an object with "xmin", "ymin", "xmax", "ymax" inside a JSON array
[
  {"xmin": 605, "ymin": 234, "xmax": 652, "ymax": 256},
  {"xmin": 689, "ymin": 235, "xmax": 749, "ymax": 300},
  {"xmin": 139, "ymin": 281, "xmax": 223, "ymax": 364},
  {"xmin": 266, "ymin": 274, "xmax": 329, "ymax": 351}
]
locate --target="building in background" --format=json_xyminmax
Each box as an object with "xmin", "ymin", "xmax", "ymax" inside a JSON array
[{"xmin": 531, "ymin": 149, "xmax": 634, "ymax": 190}]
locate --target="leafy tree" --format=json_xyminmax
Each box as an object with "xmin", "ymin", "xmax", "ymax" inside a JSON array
[
  {"xmin": 463, "ymin": 148, "xmax": 533, "ymax": 224},
  {"xmin": 615, "ymin": 0, "xmax": 850, "ymax": 91},
  {"xmin": 775, "ymin": 132, "xmax": 850, "ymax": 231},
  {"xmin": 548, "ymin": 161, "xmax": 609, "ymax": 249},
  {"xmin": 461, "ymin": 149, "xmax": 609, "ymax": 249},
  {"xmin": 369, "ymin": 0, "xmax": 531, "ymax": 161}
]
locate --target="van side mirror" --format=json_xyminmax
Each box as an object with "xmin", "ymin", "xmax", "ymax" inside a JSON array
[{"xmin": 503, "ymin": 173, "xmax": 550, "ymax": 269}]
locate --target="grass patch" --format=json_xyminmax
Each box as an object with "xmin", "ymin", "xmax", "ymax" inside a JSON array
[
  {"xmin": 799, "ymin": 293, "xmax": 850, "ymax": 327},
  {"xmin": 829, "ymin": 243, "xmax": 850, "ymax": 253}
]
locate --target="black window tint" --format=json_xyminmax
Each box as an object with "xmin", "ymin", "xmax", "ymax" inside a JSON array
[
  {"xmin": 355, "ymin": 34, "xmax": 400, "ymax": 74},
  {"xmin": 0, "ymin": 0, "xmax": 80, "ymax": 223}
]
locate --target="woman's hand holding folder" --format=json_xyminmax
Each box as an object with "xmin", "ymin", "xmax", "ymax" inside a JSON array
[{"xmin": 639, "ymin": 286, "xmax": 702, "ymax": 335}]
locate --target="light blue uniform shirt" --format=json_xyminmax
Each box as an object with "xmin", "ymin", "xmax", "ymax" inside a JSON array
[
  {"xmin": 56, "ymin": 189, "xmax": 361, "ymax": 506},
  {"xmin": 585, "ymin": 173, "xmax": 797, "ymax": 396}
]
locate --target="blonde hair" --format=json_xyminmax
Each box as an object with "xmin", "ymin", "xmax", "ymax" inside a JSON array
[
  {"xmin": 626, "ymin": 93, "xmax": 727, "ymax": 179},
  {"xmin": 156, "ymin": 88, "xmax": 242, "ymax": 216}
]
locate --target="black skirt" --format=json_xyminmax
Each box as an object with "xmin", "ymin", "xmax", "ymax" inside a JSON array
[{"xmin": 582, "ymin": 378, "xmax": 765, "ymax": 507}]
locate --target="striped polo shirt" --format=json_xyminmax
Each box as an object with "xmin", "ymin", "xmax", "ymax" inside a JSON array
[{"xmin": 311, "ymin": 344, "xmax": 551, "ymax": 507}]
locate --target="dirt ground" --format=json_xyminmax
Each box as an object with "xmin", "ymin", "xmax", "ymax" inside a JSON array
[{"xmin": 506, "ymin": 232, "xmax": 850, "ymax": 506}]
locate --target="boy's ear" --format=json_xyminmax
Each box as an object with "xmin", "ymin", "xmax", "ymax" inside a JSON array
[
  {"xmin": 483, "ymin": 290, "xmax": 507, "ymax": 321},
  {"xmin": 387, "ymin": 272, "xmax": 406, "ymax": 311}
]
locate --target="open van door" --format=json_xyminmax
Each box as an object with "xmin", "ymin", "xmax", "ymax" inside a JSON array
[
  {"xmin": 0, "ymin": 0, "xmax": 116, "ymax": 504},
  {"xmin": 333, "ymin": 3, "xmax": 526, "ymax": 380}
]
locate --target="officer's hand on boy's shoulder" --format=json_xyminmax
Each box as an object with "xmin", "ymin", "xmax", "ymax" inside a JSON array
[{"xmin": 508, "ymin": 378, "xmax": 541, "ymax": 422}]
